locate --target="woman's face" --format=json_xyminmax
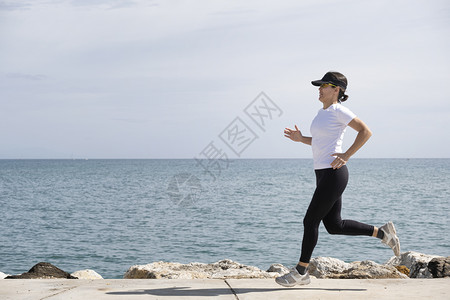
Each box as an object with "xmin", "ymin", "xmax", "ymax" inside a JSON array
[{"xmin": 318, "ymin": 83, "xmax": 339, "ymax": 104}]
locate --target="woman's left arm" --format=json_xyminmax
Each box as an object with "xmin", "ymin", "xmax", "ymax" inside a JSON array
[{"xmin": 331, "ymin": 117, "xmax": 373, "ymax": 169}]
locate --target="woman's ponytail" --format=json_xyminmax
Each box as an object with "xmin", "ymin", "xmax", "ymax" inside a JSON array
[{"xmin": 338, "ymin": 89, "xmax": 349, "ymax": 102}]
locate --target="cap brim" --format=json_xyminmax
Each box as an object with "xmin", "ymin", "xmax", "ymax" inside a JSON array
[{"xmin": 311, "ymin": 80, "xmax": 327, "ymax": 86}]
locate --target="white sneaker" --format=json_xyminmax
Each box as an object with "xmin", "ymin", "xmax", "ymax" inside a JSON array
[
  {"xmin": 380, "ymin": 221, "xmax": 401, "ymax": 256},
  {"xmin": 275, "ymin": 267, "xmax": 310, "ymax": 287}
]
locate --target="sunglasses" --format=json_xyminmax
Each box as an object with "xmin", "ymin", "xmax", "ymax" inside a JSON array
[{"xmin": 320, "ymin": 83, "xmax": 337, "ymax": 88}]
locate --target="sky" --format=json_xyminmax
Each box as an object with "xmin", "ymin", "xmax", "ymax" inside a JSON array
[{"xmin": 1, "ymin": 0, "xmax": 449, "ymax": 159}]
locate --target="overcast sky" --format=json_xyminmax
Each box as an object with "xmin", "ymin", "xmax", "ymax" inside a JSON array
[{"xmin": 1, "ymin": 0, "xmax": 449, "ymax": 159}]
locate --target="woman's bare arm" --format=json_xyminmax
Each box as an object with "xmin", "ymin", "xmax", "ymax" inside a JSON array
[
  {"xmin": 284, "ymin": 125, "xmax": 312, "ymax": 145},
  {"xmin": 331, "ymin": 117, "xmax": 372, "ymax": 169}
]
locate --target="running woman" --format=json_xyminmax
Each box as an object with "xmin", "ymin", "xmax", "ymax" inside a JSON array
[{"xmin": 276, "ymin": 71, "xmax": 401, "ymax": 287}]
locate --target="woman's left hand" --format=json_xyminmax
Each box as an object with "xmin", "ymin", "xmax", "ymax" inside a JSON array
[{"xmin": 331, "ymin": 153, "xmax": 349, "ymax": 169}]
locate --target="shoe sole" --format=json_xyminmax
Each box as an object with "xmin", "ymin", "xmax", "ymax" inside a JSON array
[
  {"xmin": 383, "ymin": 222, "xmax": 401, "ymax": 256},
  {"xmin": 275, "ymin": 281, "xmax": 311, "ymax": 287},
  {"xmin": 299, "ymin": 278, "xmax": 311, "ymax": 285},
  {"xmin": 275, "ymin": 281, "xmax": 296, "ymax": 287},
  {"xmin": 275, "ymin": 277, "xmax": 311, "ymax": 287},
  {"xmin": 386, "ymin": 221, "xmax": 397, "ymax": 235}
]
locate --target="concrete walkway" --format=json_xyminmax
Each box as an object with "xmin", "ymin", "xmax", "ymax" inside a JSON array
[{"xmin": 1, "ymin": 278, "xmax": 449, "ymax": 300}]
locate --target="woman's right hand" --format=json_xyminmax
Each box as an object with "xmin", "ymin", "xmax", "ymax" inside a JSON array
[{"xmin": 284, "ymin": 125, "xmax": 303, "ymax": 142}]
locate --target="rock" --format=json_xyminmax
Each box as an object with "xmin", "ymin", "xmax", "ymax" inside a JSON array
[
  {"xmin": 124, "ymin": 259, "xmax": 278, "ymax": 279},
  {"xmin": 124, "ymin": 252, "xmax": 448, "ymax": 280},
  {"xmin": 308, "ymin": 257, "xmax": 351, "ymax": 278},
  {"xmin": 71, "ymin": 269, "xmax": 103, "ymax": 279},
  {"xmin": 266, "ymin": 264, "xmax": 289, "ymax": 275},
  {"xmin": 385, "ymin": 251, "xmax": 444, "ymax": 278},
  {"xmin": 343, "ymin": 260, "xmax": 407, "ymax": 279},
  {"xmin": 309, "ymin": 257, "xmax": 407, "ymax": 279},
  {"xmin": 1, "ymin": 272, "xmax": 10, "ymax": 279},
  {"xmin": 427, "ymin": 257, "xmax": 450, "ymax": 278},
  {"xmin": 5, "ymin": 262, "xmax": 77, "ymax": 279},
  {"xmin": 395, "ymin": 265, "xmax": 410, "ymax": 276}
]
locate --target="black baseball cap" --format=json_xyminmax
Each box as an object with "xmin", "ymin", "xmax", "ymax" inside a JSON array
[{"xmin": 311, "ymin": 71, "xmax": 347, "ymax": 91}]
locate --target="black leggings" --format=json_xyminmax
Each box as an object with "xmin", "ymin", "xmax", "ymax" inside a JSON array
[{"xmin": 299, "ymin": 165, "xmax": 374, "ymax": 264}]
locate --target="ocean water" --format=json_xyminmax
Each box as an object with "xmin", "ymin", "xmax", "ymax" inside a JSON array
[{"xmin": 0, "ymin": 159, "xmax": 449, "ymax": 279}]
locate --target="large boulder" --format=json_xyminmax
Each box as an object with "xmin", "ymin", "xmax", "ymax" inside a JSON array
[
  {"xmin": 427, "ymin": 257, "xmax": 450, "ymax": 278},
  {"xmin": 385, "ymin": 251, "xmax": 444, "ymax": 278},
  {"xmin": 308, "ymin": 257, "xmax": 351, "ymax": 278},
  {"xmin": 308, "ymin": 257, "xmax": 407, "ymax": 279},
  {"xmin": 71, "ymin": 269, "xmax": 103, "ymax": 279},
  {"xmin": 5, "ymin": 262, "xmax": 77, "ymax": 279},
  {"xmin": 124, "ymin": 259, "xmax": 279, "ymax": 279}
]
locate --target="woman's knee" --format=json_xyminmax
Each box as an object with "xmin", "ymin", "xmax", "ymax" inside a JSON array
[
  {"xmin": 324, "ymin": 222, "xmax": 343, "ymax": 235},
  {"xmin": 303, "ymin": 214, "xmax": 320, "ymax": 229}
]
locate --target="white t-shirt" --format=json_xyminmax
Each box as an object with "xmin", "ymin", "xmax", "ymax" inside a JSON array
[{"xmin": 310, "ymin": 103, "xmax": 356, "ymax": 170}]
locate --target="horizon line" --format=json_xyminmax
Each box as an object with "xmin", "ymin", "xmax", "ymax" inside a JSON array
[{"xmin": 0, "ymin": 157, "xmax": 449, "ymax": 160}]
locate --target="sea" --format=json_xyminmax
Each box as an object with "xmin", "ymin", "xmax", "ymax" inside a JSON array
[{"xmin": 0, "ymin": 159, "xmax": 449, "ymax": 279}]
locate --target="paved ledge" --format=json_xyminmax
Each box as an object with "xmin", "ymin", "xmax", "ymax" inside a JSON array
[{"xmin": 1, "ymin": 278, "xmax": 449, "ymax": 300}]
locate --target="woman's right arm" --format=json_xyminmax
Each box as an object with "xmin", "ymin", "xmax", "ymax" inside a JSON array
[{"xmin": 284, "ymin": 125, "xmax": 312, "ymax": 145}]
